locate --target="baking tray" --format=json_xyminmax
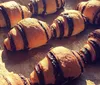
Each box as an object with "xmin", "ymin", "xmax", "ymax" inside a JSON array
[{"xmin": 0, "ymin": 0, "xmax": 100, "ymax": 85}]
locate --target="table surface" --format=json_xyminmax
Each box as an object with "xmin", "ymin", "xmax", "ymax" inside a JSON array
[{"xmin": 0, "ymin": 0, "xmax": 100, "ymax": 85}]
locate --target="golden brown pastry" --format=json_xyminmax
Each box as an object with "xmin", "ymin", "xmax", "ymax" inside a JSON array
[
  {"xmin": 76, "ymin": 0, "xmax": 100, "ymax": 25},
  {"xmin": 79, "ymin": 29, "xmax": 100, "ymax": 63},
  {"xmin": 30, "ymin": 46, "xmax": 84, "ymax": 85},
  {"xmin": 0, "ymin": 72, "xmax": 30, "ymax": 85},
  {"xmin": 28, "ymin": 0, "xmax": 65, "ymax": 15},
  {"xmin": 4, "ymin": 18, "xmax": 52, "ymax": 51},
  {"xmin": 50, "ymin": 10, "xmax": 88, "ymax": 39},
  {"xmin": 0, "ymin": 1, "xmax": 32, "ymax": 29}
]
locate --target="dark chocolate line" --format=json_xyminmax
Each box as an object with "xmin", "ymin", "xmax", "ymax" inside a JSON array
[
  {"xmin": 55, "ymin": 0, "xmax": 59, "ymax": 10},
  {"xmin": 34, "ymin": 64, "xmax": 45, "ymax": 85},
  {"xmin": 93, "ymin": 9, "xmax": 100, "ymax": 24},
  {"xmin": 62, "ymin": 14, "xmax": 74, "ymax": 37},
  {"xmin": 19, "ymin": 74, "xmax": 28, "ymax": 85},
  {"xmin": 8, "ymin": 34, "xmax": 16, "ymax": 51},
  {"xmin": 81, "ymin": 14, "xmax": 89, "ymax": 29},
  {"xmin": 71, "ymin": 51, "xmax": 84, "ymax": 73},
  {"xmin": 77, "ymin": 52, "xmax": 86, "ymax": 65},
  {"xmin": 51, "ymin": 26, "xmax": 57, "ymax": 39},
  {"xmin": 38, "ymin": 21, "xmax": 49, "ymax": 41},
  {"xmin": 16, "ymin": 25, "xmax": 28, "ymax": 50},
  {"xmin": 47, "ymin": 52, "xmax": 67, "ymax": 85},
  {"xmin": 2, "ymin": 75, "xmax": 12, "ymax": 85},
  {"xmin": 18, "ymin": 4, "xmax": 24, "ymax": 19},
  {"xmin": 60, "ymin": 0, "xmax": 63, "ymax": 7},
  {"xmin": 42, "ymin": 0, "xmax": 46, "ymax": 15},
  {"xmin": 80, "ymin": 48, "xmax": 92, "ymax": 64},
  {"xmin": 31, "ymin": 0, "xmax": 38, "ymax": 15},
  {"xmin": 0, "ymin": 6, "xmax": 11, "ymax": 29},
  {"xmin": 56, "ymin": 19, "xmax": 64, "ymax": 39},
  {"xmin": 89, "ymin": 40, "xmax": 100, "ymax": 61},
  {"xmin": 81, "ymin": 2, "xmax": 88, "ymax": 14}
]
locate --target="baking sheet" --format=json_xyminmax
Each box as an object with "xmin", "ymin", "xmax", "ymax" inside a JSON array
[{"xmin": 0, "ymin": 0, "xmax": 100, "ymax": 85}]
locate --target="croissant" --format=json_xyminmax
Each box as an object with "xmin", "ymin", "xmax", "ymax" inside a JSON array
[
  {"xmin": 76, "ymin": 0, "xmax": 100, "ymax": 25},
  {"xmin": 50, "ymin": 10, "xmax": 88, "ymax": 39},
  {"xmin": 4, "ymin": 18, "xmax": 52, "ymax": 51},
  {"xmin": 28, "ymin": 0, "xmax": 65, "ymax": 15},
  {"xmin": 30, "ymin": 29, "xmax": 100, "ymax": 85},
  {"xmin": 0, "ymin": 72, "xmax": 30, "ymax": 85},
  {"xmin": 0, "ymin": 1, "xmax": 31, "ymax": 29}
]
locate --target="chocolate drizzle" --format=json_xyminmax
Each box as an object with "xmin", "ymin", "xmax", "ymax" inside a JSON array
[
  {"xmin": 51, "ymin": 26, "xmax": 57, "ymax": 39},
  {"xmin": 89, "ymin": 40, "xmax": 100, "ymax": 61},
  {"xmin": 80, "ymin": 48, "xmax": 92, "ymax": 64},
  {"xmin": 16, "ymin": 24, "xmax": 28, "ymax": 50},
  {"xmin": 47, "ymin": 52, "xmax": 67, "ymax": 85},
  {"xmin": 8, "ymin": 34, "xmax": 16, "ymax": 51},
  {"xmin": 42, "ymin": 0, "xmax": 46, "ymax": 15},
  {"xmin": 38, "ymin": 21, "xmax": 49, "ymax": 41},
  {"xmin": 55, "ymin": 0, "xmax": 59, "ymax": 10},
  {"xmin": 2, "ymin": 75, "xmax": 12, "ymax": 85},
  {"xmin": 81, "ymin": 2, "xmax": 88, "ymax": 14},
  {"xmin": 31, "ymin": 0, "xmax": 38, "ymax": 15},
  {"xmin": 93, "ymin": 9, "xmax": 100, "ymax": 25},
  {"xmin": 18, "ymin": 4, "xmax": 24, "ymax": 19},
  {"xmin": 57, "ymin": 19, "xmax": 64, "ymax": 39},
  {"xmin": 19, "ymin": 74, "xmax": 29, "ymax": 85},
  {"xmin": 0, "ymin": 6, "xmax": 11, "ymax": 29},
  {"xmin": 34, "ymin": 64, "xmax": 45, "ymax": 85},
  {"xmin": 62, "ymin": 14, "xmax": 74, "ymax": 37},
  {"xmin": 71, "ymin": 51, "xmax": 84, "ymax": 73}
]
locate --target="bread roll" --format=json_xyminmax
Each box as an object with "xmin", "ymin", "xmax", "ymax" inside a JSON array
[
  {"xmin": 76, "ymin": 0, "xmax": 100, "ymax": 25},
  {"xmin": 28, "ymin": 0, "xmax": 65, "ymax": 15},
  {"xmin": 30, "ymin": 46, "xmax": 84, "ymax": 85},
  {"xmin": 50, "ymin": 10, "xmax": 88, "ymax": 39},
  {"xmin": 0, "ymin": 1, "xmax": 32, "ymax": 29},
  {"xmin": 4, "ymin": 18, "xmax": 51, "ymax": 51}
]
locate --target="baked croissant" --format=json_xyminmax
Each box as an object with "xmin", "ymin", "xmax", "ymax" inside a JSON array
[
  {"xmin": 50, "ymin": 10, "xmax": 88, "ymax": 39},
  {"xmin": 0, "ymin": 72, "xmax": 30, "ymax": 85},
  {"xmin": 0, "ymin": 1, "xmax": 32, "ymax": 29},
  {"xmin": 30, "ymin": 46, "xmax": 84, "ymax": 85},
  {"xmin": 30, "ymin": 29, "xmax": 100, "ymax": 85},
  {"xmin": 76, "ymin": 0, "xmax": 100, "ymax": 25},
  {"xmin": 28, "ymin": 0, "xmax": 65, "ymax": 15},
  {"xmin": 4, "ymin": 18, "xmax": 52, "ymax": 51}
]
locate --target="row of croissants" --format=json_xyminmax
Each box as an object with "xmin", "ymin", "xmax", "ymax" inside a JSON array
[{"xmin": 0, "ymin": 0, "xmax": 100, "ymax": 85}]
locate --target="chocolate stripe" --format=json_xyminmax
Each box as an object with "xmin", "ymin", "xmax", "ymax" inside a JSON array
[
  {"xmin": 71, "ymin": 51, "xmax": 84, "ymax": 72},
  {"xmin": 81, "ymin": 2, "xmax": 88, "ymax": 14},
  {"xmin": 77, "ymin": 52, "xmax": 86, "ymax": 65},
  {"xmin": 93, "ymin": 9, "xmax": 100, "ymax": 24},
  {"xmin": 89, "ymin": 40, "xmax": 100, "ymax": 61},
  {"xmin": 18, "ymin": 4, "xmax": 24, "ymax": 19},
  {"xmin": 63, "ymin": 14, "xmax": 74, "ymax": 37},
  {"xmin": 47, "ymin": 52, "xmax": 67, "ymax": 85},
  {"xmin": 31, "ymin": 0, "xmax": 38, "ymax": 15},
  {"xmin": 38, "ymin": 21, "xmax": 49, "ymax": 41},
  {"xmin": 60, "ymin": 0, "xmax": 63, "ymax": 7},
  {"xmin": 80, "ymin": 48, "xmax": 92, "ymax": 64},
  {"xmin": 19, "ymin": 74, "xmax": 28, "ymax": 85},
  {"xmin": 55, "ymin": 0, "xmax": 59, "ymax": 10},
  {"xmin": 2, "ymin": 75, "xmax": 12, "ymax": 85},
  {"xmin": 51, "ymin": 26, "xmax": 57, "ymax": 39},
  {"xmin": 16, "ymin": 25, "xmax": 28, "ymax": 50},
  {"xmin": 8, "ymin": 34, "xmax": 16, "ymax": 51},
  {"xmin": 0, "ymin": 6, "xmax": 11, "ymax": 29},
  {"xmin": 34, "ymin": 64, "xmax": 45, "ymax": 85},
  {"xmin": 42, "ymin": 0, "xmax": 46, "ymax": 15},
  {"xmin": 57, "ymin": 19, "xmax": 64, "ymax": 39}
]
